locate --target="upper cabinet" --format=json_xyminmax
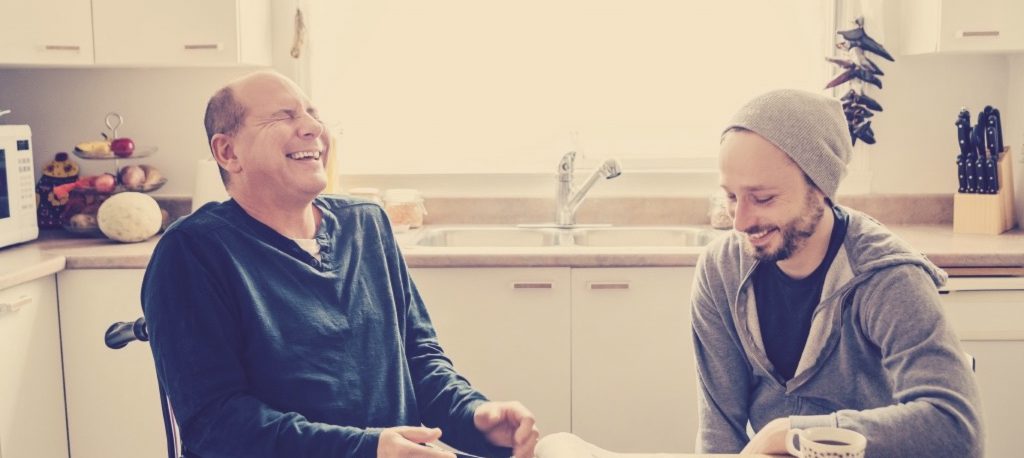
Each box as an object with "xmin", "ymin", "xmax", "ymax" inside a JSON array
[
  {"xmin": 0, "ymin": 0, "xmax": 95, "ymax": 66},
  {"xmin": 0, "ymin": 0, "xmax": 270, "ymax": 67},
  {"xmin": 92, "ymin": 0, "xmax": 271, "ymax": 66},
  {"xmin": 901, "ymin": 0, "xmax": 1024, "ymax": 54}
]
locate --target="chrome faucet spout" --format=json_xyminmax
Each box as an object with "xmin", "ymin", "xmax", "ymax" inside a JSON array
[{"xmin": 555, "ymin": 152, "xmax": 622, "ymax": 226}]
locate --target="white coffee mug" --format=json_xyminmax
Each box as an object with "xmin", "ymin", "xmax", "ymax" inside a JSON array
[{"xmin": 786, "ymin": 426, "xmax": 866, "ymax": 458}]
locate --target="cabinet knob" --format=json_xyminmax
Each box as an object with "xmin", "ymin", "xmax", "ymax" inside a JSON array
[
  {"xmin": 511, "ymin": 281, "xmax": 553, "ymax": 289},
  {"xmin": 958, "ymin": 30, "xmax": 1000, "ymax": 38},
  {"xmin": 44, "ymin": 45, "xmax": 81, "ymax": 51},
  {"xmin": 588, "ymin": 281, "xmax": 631, "ymax": 290},
  {"xmin": 184, "ymin": 43, "xmax": 223, "ymax": 51},
  {"xmin": 0, "ymin": 295, "xmax": 32, "ymax": 314}
]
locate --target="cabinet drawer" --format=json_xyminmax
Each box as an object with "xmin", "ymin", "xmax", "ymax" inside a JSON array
[{"xmin": 939, "ymin": 278, "xmax": 1024, "ymax": 340}]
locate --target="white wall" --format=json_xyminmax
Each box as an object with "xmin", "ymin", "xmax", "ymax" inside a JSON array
[
  {"xmin": 865, "ymin": 53, "xmax": 1008, "ymax": 194},
  {"xmin": 0, "ymin": 67, "xmax": 253, "ymax": 196},
  {"xmin": 0, "ymin": 4, "xmax": 1021, "ymax": 209},
  {"xmin": 1007, "ymin": 55, "xmax": 1024, "ymax": 223}
]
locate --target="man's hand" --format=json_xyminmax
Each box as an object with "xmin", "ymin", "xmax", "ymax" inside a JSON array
[
  {"xmin": 377, "ymin": 426, "xmax": 455, "ymax": 458},
  {"xmin": 741, "ymin": 417, "xmax": 791, "ymax": 456},
  {"xmin": 473, "ymin": 401, "xmax": 540, "ymax": 458}
]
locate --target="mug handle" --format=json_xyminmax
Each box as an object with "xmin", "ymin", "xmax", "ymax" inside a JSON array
[{"xmin": 785, "ymin": 428, "xmax": 803, "ymax": 457}]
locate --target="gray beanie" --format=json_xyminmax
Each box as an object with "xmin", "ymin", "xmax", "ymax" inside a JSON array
[{"xmin": 722, "ymin": 89, "xmax": 853, "ymax": 199}]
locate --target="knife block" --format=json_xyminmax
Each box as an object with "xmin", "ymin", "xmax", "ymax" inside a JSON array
[{"xmin": 954, "ymin": 147, "xmax": 1016, "ymax": 235}]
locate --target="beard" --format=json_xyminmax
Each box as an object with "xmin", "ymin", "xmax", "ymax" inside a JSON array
[{"xmin": 741, "ymin": 191, "xmax": 826, "ymax": 262}]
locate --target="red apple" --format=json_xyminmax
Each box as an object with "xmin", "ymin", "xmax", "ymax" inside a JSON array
[{"xmin": 111, "ymin": 138, "xmax": 135, "ymax": 157}]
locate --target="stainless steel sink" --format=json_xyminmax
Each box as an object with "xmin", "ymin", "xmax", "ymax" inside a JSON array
[
  {"xmin": 411, "ymin": 226, "xmax": 721, "ymax": 248},
  {"xmin": 571, "ymin": 226, "xmax": 719, "ymax": 247},
  {"xmin": 414, "ymin": 227, "xmax": 561, "ymax": 247}
]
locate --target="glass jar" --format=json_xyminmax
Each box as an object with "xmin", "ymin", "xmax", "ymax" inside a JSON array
[
  {"xmin": 708, "ymin": 193, "xmax": 734, "ymax": 230},
  {"xmin": 383, "ymin": 188, "xmax": 426, "ymax": 230}
]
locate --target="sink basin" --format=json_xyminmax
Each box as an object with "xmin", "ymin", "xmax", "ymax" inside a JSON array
[
  {"xmin": 571, "ymin": 226, "xmax": 719, "ymax": 247},
  {"xmin": 412, "ymin": 225, "xmax": 721, "ymax": 248},
  {"xmin": 414, "ymin": 227, "xmax": 560, "ymax": 247}
]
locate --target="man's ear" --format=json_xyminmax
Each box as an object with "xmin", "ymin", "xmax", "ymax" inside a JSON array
[{"xmin": 211, "ymin": 133, "xmax": 241, "ymax": 173}]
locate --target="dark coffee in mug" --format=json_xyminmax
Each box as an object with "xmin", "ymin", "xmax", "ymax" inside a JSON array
[{"xmin": 816, "ymin": 440, "xmax": 850, "ymax": 446}]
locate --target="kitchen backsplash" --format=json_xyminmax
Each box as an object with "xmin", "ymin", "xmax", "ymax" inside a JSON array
[{"xmin": 156, "ymin": 194, "xmax": 954, "ymax": 227}]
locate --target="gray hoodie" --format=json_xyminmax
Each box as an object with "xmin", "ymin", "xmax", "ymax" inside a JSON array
[{"xmin": 691, "ymin": 207, "xmax": 983, "ymax": 457}]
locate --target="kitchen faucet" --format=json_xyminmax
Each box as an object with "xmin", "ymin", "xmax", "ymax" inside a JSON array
[{"xmin": 555, "ymin": 151, "xmax": 622, "ymax": 226}]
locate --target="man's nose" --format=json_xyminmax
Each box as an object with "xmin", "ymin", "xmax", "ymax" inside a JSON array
[
  {"xmin": 731, "ymin": 199, "xmax": 755, "ymax": 232},
  {"xmin": 297, "ymin": 112, "xmax": 324, "ymax": 139}
]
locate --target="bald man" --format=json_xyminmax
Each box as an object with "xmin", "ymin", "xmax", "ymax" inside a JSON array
[{"xmin": 142, "ymin": 71, "xmax": 539, "ymax": 458}]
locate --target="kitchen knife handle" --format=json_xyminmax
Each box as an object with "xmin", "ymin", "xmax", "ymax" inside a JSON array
[
  {"xmin": 986, "ymin": 126, "xmax": 998, "ymax": 155},
  {"xmin": 989, "ymin": 110, "xmax": 1004, "ymax": 157},
  {"xmin": 974, "ymin": 155, "xmax": 988, "ymax": 194},
  {"xmin": 987, "ymin": 158, "xmax": 999, "ymax": 194},
  {"xmin": 965, "ymin": 157, "xmax": 977, "ymax": 193},
  {"xmin": 956, "ymin": 155, "xmax": 968, "ymax": 193}
]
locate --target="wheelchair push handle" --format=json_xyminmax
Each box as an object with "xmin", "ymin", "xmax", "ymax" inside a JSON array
[{"xmin": 105, "ymin": 317, "xmax": 149, "ymax": 349}]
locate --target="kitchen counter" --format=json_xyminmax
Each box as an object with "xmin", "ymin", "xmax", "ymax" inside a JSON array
[{"xmin": 2, "ymin": 225, "xmax": 1024, "ymax": 291}]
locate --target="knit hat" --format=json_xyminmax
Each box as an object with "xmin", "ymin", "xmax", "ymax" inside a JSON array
[{"xmin": 722, "ymin": 89, "xmax": 853, "ymax": 199}]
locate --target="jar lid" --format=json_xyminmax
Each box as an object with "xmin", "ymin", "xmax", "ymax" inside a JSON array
[{"xmin": 383, "ymin": 188, "xmax": 423, "ymax": 203}]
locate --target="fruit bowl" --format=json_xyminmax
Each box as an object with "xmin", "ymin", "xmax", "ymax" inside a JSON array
[
  {"xmin": 121, "ymin": 177, "xmax": 167, "ymax": 193},
  {"xmin": 72, "ymin": 146, "xmax": 158, "ymax": 160},
  {"xmin": 62, "ymin": 214, "xmax": 105, "ymax": 238}
]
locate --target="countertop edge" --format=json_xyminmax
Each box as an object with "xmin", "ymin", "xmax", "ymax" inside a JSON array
[
  {"xmin": 0, "ymin": 253, "xmax": 66, "ymax": 291},
  {"xmin": 4, "ymin": 224, "xmax": 1024, "ymax": 291}
]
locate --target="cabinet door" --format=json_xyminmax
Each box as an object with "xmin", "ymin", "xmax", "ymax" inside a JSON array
[
  {"xmin": 0, "ymin": 276, "xmax": 68, "ymax": 458},
  {"xmin": 939, "ymin": 281, "xmax": 1024, "ymax": 458},
  {"xmin": 410, "ymin": 268, "xmax": 572, "ymax": 434},
  {"xmin": 0, "ymin": 0, "xmax": 93, "ymax": 65},
  {"xmin": 901, "ymin": 0, "xmax": 1024, "ymax": 54},
  {"xmin": 92, "ymin": 0, "xmax": 270, "ymax": 66},
  {"xmin": 58, "ymin": 269, "xmax": 165, "ymax": 458},
  {"xmin": 571, "ymin": 267, "xmax": 697, "ymax": 453}
]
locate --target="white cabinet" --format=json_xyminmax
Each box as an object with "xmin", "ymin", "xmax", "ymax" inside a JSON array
[
  {"xmin": 571, "ymin": 267, "xmax": 696, "ymax": 453},
  {"xmin": 57, "ymin": 269, "xmax": 165, "ymax": 458},
  {"xmin": 900, "ymin": 0, "xmax": 1024, "ymax": 54},
  {"xmin": 92, "ymin": 0, "xmax": 271, "ymax": 66},
  {"xmin": 411, "ymin": 267, "xmax": 699, "ymax": 453},
  {"xmin": 0, "ymin": 0, "xmax": 94, "ymax": 66},
  {"xmin": 939, "ymin": 277, "xmax": 1024, "ymax": 458},
  {"xmin": 410, "ymin": 268, "xmax": 573, "ymax": 434},
  {"xmin": 0, "ymin": 275, "xmax": 68, "ymax": 458}
]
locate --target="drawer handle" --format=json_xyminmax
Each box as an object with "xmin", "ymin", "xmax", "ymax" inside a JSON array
[
  {"xmin": 44, "ymin": 45, "xmax": 81, "ymax": 51},
  {"xmin": 588, "ymin": 281, "xmax": 630, "ymax": 290},
  {"xmin": 184, "ymin": 43, "xmax": 223, "ymax": 51},
  {"xmin": 511, "ymin": 282, "xmax": 553, "ymax": 289},
  {"xmin": 958, "ymin": 30, "xmax": 1000, "ymax": 38},
  {"xmin": 0, "ymin": 295, "xmax": 32, "ymax": 314}
]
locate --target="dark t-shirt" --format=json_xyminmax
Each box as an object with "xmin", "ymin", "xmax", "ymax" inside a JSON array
[{"xmin": 753, "ymin": 205, "xmax": 849, "ymax": 381}]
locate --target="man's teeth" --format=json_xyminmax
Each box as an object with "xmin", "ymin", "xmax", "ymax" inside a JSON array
[
  {"xmin": 287, "ymin": 151, "xmax": 321, "ymax": 160},
  {"xmin": 749, "ymin": 229, "xmax": 772, "ymax": 240}
]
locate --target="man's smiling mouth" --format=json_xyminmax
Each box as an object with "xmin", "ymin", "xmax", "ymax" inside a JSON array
[{"xmin": 286, "ymin": 151, "xmax": 321, "ymax": 160}]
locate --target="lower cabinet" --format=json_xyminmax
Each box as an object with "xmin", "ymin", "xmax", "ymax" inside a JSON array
[
  {"xmin": 570, "ymin": 267, "xmax": 696, "ymax": 453},
  {"xmin": 411, "ymin": 267, "xmax": 698, "ymax": 453},
  {"xmin": 939, "ymin": 278, "xmax": 1024, "ymax": 458},
  {"xmin": 410, "ymin": 268, "xmax": 573, "ymax": 434},
  {"xmin": 0, "ymin": 275, "xmax": 68, "ymax": 458},
  {"xmin": 57, "ymin": 269, "xmax": 165, "ymax": 458}
]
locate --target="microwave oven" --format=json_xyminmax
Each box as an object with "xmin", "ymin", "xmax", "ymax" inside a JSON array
[{"xmin": 0, "ymin": 125, "xmax": 38, "ymax": 249}]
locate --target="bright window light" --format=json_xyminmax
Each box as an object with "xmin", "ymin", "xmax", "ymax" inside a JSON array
[{"xmin": 318, "ymin": 1, "xmax": 829, "ymax": 174}]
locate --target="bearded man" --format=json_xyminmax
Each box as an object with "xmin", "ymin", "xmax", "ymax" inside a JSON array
[{"xmin": 690, "ymin": 89, "xmax": 983, "ymax": 457}]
